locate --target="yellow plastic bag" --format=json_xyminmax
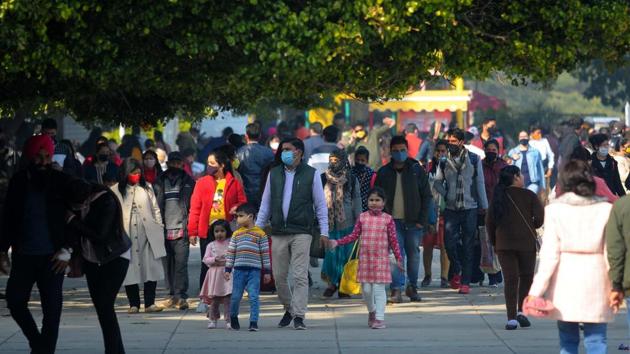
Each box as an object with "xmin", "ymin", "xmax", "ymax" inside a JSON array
[{"xmin": 339, "ymin": 240, "xmax": 361, "ymax": 295}]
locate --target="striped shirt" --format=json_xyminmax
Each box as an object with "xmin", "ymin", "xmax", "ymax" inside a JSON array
[{"xmin": 225, "ymin": 226, "xmax": 271, "ymax": 273}]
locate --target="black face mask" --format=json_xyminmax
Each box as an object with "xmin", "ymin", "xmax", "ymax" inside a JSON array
[
  {"xmin": 519, "ymin": 139, "xmax": 529, "ymax": 146},
  {"xmin": 97, "ymin": 154, "xmax": 109, "ymax": 162},
  {"xmin": 28, "ymin": 163, "xmax": 50, "ymax": 186},
  {"xmin": 448, "ymin": 144, "xmax": 461, "ymax": 156},
  {"xmin": 485, "ymin": 152, "xmax": 497, "ymax": 162},
  {"xmin": 487, "ymin": 127, "xmax": 497, "ymax": 135}
]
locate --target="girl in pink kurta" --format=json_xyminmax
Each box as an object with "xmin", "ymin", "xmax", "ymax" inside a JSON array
[
  {"xmin": 330, "ymin": 188, "xmax": 403, "ymax": 329},
  {"xmin": 200, "ymin": 220, "xmax": 233, "ymax": 329}
]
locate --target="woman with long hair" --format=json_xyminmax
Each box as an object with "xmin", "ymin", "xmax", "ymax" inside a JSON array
[
  {"xmin": 142, "ymin": 150, "xmax": 163, "ymax": 184},
  {"xmin": 321, "ymin": 149, "xmax": 362, "ymax": 298},
  {"xmin": 486, "ymin": 165, "xmax": 544, "ymax": 330},
  {"xmin": 524, "ymin": 160, "xmax": 614, "ymax": 352},
  {"xmin": 111, "ymin": 158, "xmax": 166, "ymax": 313},
  {"xmin": 187, "ymin": 149, "xmax": 246, "ymax": 312}
]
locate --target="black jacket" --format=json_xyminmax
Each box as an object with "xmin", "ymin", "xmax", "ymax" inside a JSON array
[
  {"xmin": 374, "ymin": 158, "xmax": 431, "ymax": 225},
  {"xmin": 591, "ymin": 153, "xmax": 626, "ymax": 197},
  {"xmin": 66, "ymin": 186, "xmax": 132, "ymax": 264},
  {"xmin": 153, "ymin": 169, "xmax": 195, "ymax": 237},
  {"xmin": 1, "ymin": 168, "xmax": 71, "ymax": 253}
]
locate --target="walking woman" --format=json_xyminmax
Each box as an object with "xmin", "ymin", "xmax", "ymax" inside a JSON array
[
  {"xmin": 486, "ymin": 165, "xmax": 544, "ymax": 330},
  {"xmin": 321, "ymin": 148, "xmax": 362, "ymax": 298},
  {"xmin": 142, "ymin": 150, "xmax": 162, "ymax": 185},
  {"xmin": 111, "ymin": 158, "xmax": 166, "ymax": 313},
  {"xmin": 85, "ymin": 143, "xmax": 119, "ymax": 185},
  {"xmin": 524, "ymin": 160, "xmax": 614, "ymax": 353},
  {"xmin": 65, "ymin": 179, "xmax": 132, "ymax": 354},
  {"xmin": 188, "ymin": 149, "xmax": 246, "ymax": 312}
]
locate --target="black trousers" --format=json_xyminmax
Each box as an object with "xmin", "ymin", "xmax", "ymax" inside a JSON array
[
  {"xmin": 164, "ymin": 237, "xmax": 189, "ymax": 299},
  {"xmin": 5, "ymin": 254, "xmax": 64, "ymax": 354},
  {"xmin": 84, "ymin": 257, "xmax": 129, "ymax": 354},
  {"xmin": 125, "ymin": 281, "xmax": 157, "ymax": 308},
  {"xmin": 199, "ymin": 237, "xmax": 211, "ymax": 290}
]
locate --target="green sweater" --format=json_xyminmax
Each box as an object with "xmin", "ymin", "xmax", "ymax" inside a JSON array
[{"xmin": 606, "ymin": 196, "xmax": 630, "ymax": 292}]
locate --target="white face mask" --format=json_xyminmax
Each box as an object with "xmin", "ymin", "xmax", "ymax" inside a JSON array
[
  {"xmin": 270, "ymin": 142, "xmax": 280, "ymax": 150},
  {"xmin": 598, "ymin": 147, "xmax": 609, "ymax": 156},
  {"xmin": 144, "ymin": 158, "xmax": 156, "ymax": 168}
]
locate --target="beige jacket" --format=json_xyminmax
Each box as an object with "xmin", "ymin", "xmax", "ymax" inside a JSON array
[{"xmin": 529, "ymin": 192, "xmax": 613, "ymax": 323}]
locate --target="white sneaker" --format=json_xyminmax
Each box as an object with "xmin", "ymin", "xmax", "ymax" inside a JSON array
[
  {"xmin": 207, "ymin": 320, "xmax": 217, "ymax": 329},
  {"xmin": 226, "ymin": 321, "xmax": 232, "ymax": 329},
  {"xmin": 196, "ymin": 302, "xmax": 208, "ymax": 313}
]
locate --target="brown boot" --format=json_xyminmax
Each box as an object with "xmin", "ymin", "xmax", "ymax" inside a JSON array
[{"xmin": 388, "ymin": 289, "xmax": 403, "ymax": 304}]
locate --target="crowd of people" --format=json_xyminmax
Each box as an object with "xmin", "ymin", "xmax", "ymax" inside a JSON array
[{"xmin": 2, "ymin": 115, "xmax": 630, "ymax": 353}]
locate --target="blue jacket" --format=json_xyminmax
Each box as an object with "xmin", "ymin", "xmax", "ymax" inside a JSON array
[
  {"xmin": 237, "ymin": 143, "xmax": 275, "ymax": 206},
  {"xmin": 508, "ymin": 146, "xmax": 546, "ymax": 190}
]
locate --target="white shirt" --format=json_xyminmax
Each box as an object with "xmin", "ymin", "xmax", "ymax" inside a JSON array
[{"xmin": 529, "ymin": 138, "xmax": 555, "ymax": 170}]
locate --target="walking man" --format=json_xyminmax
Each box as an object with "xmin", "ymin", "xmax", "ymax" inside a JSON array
[
  {"xmin": 433, "ymin": 128, "xmax": 488, "ymax": 294},
  {"xmin": 237, "ymin": 123, "xmax": 275, "ymax": 208},
  {"xmin": 154, "ymin": 152, "xmax": 196, "ymax": 310},
  {"xmin": 375, "ymin": 135, "xmax": 431, "ymax": 303},
  {"xmin": 256, "ymin": 137, "xmax": 329, "ymax": 330},
  {"xmin": 0, "ymin": 135, "xmax": 72, "ymax": 354}
]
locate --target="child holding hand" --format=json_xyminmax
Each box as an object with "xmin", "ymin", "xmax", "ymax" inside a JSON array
[
  {"xmin": 200, "ymin": 220, "xmax": 233, "ymax": 329},
  {"xmin": 224, "ymin": 203, "xmax": 271, "ymax": 331},
  {"xmin": 329, "ymin": 187, "xmax": 403, "ymax": 329}
]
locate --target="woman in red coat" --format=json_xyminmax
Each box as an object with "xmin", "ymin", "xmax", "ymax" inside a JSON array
[{"xmin": 188, "ymin": 149, "xmax": 246, "ymax": 312}]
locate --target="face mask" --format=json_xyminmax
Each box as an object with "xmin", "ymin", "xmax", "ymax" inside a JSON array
[
  {"xmin": 487, "ymin": 127, "xmax": 497, "ymax": 135},
  {"xmin": 625, "ymin": 147, "xmax": 630, "ymax": 155},
  {"xmin": 519, "ymin": 139, "xmax": 529, "ymax": 146},
  {"xmin": 231, "ymin": 158, "xmax": 240, "ymax": 170},
  {"xmin": 144, "ymin": 158, "xmax": 156, "ymax": 168},
  {"xmin": 448, "ymin": 144, "xmax": 461, "ymax": 156},
  {"xmin": 531, "ymin": 132, "xmax": 542, "ymax": 140},
  {"xmin": 391, "ymin": 151, "xmax": 408, "ymax": 162},
  {"xmin": 127, "ymin": 174, "xmax": 141, "ymax": 185},
  {"xmin": 439, "ymin": 156, "xmax": 448, "ymax": 163},
  {"xmin": 329, "ymin": 161, "xmax": 344, "ymax": 173},
  {"xmin": 281, "ymin": 150, "xmax": 295, "ymax": 166},
  {"xmin": 354, "ymin": 162, "xmax": 366, "ymax": 170},
  {"xmin": 97, "ymin": 154, "xmax": 109, "ymax": 162},
  {"xmin": 270, "ymin": 142, "xmax": 280, "ymax": 150},
  {"xmin": 485, "ymin": 152, "xmax": 497, "ymax": 162},
  {"xmin": 355, "ymin": 130, "xmax": 366, "ymax": 139},
  {"xmin": 598, "ymin": 147, "xmax": 609, "ymax": 156},
  {"xmin": 206, "ymin": 165, "xmax": 219, "ymax": 176}
]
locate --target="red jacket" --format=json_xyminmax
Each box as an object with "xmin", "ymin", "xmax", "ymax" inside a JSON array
[
  {"xmin": 405, "ymin": 133, "xmax": 422, "ymax": 159},
  {"xmin": 482, "ymin": 158, "xmax": 508, "ymax": 203},
  {"xmin": 472, "ymin": 136, "xmax": 505, "ymax": 155},
  {"xmin": 187, "ymin": 172, "xmax": 247, "ymax": 238}
]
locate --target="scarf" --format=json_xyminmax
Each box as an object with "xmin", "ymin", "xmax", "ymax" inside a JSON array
[
  {"xmin": 352, "ymin": 164, "xmax": 375, "ymax": 211},
  {"xmin": 447, "ymin": 148, "xmax": 467, "ymax": 210},
  {"xmin": 325, "ymin": 149, "xmax": 350, "ymax": 228}
]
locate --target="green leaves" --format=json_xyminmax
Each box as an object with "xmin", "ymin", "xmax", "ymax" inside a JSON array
[{"xmin": 0, "ymin": 0, "xmax": 628, "ymax": 125}]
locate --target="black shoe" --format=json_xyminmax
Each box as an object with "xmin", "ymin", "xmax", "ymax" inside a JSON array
[
  {"xmin": 278, "ymin": 311, "xmax": 293, "ymax": 328},
  {"xmin": 338, "ymin": 291, "xmax": 351, "ymax": 299},
  {"xmin": 516, "ymin": 314, "xmax": 531, "ymax": 328},
  {"xmin": 421, "ymin": 275, "xmax": 431, "ymax": 287},
  {"xmin": 505, "ymin": 322, "xmax": 518, "ymax": 330},
  {"xmin": 405, "ymin": 285, "xmax": 422, "ymax": 302},
  {"xmin": 230, "ymin": 316, "xmax": 240, "ymax": 330},
  {"xmin": 440, "ymin": 278, "xmax": 449, "ymax": 288},
  {"xmin": 322, "ymin": 286, "xmax": 336, "ymax": 298},
  {"xmin": 293, "ymin": 317, "xmax": 307, "ymax": 330},
  {"xmin": 248, "ymin": 322, "xmax": 259, "ymax": 331}
]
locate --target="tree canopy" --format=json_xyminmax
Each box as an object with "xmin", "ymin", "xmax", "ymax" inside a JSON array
[
  {"xmin": 1, "ymin": 0, "xmax": 629, "ymax": 125},
  {"xmin": 575, "ymin": 57, "xmax": 630, "ymax": 109}
]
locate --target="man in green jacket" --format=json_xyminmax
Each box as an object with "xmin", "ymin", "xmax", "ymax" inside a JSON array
[{"xmin": 606, "ymin": 196, "xmax": 630, "ymax": 319}]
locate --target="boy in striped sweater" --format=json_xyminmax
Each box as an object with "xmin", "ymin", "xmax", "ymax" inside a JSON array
[{"xmin": 224, "ymin": 203, "xmax": 271, "ymax": 331}]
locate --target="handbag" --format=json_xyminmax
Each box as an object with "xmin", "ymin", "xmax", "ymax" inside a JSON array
[
  {"xmin": 310, "ymin": 232, "xmax": 325, "ymax": 259},
  {"xmin": 339, "ymin": 240, "xmax": 361, "ymax": 295},
  {"xmin": 507, "ymin": 193, "xmax": 542, "ymax": 252},
  {"xmin": 478, "ymin": 226, "xmax": 501, "ymax": 274}
]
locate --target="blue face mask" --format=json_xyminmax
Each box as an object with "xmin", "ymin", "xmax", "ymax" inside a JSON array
[
  {"xmin": 391, "ymin": 150, "xmax": 408, "ymax": 162},
  {"xmin": 439, "ymin": 156, "xmax": 447, "ymax": 163},
  {"xmin": 281, "ymin": 150, "xmax": 295, "ymax": 166}
]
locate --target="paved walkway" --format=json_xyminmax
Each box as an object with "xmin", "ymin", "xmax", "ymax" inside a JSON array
[{"xmin": 1, "ymin": 247, "xmax": 628, "ymax": 353}]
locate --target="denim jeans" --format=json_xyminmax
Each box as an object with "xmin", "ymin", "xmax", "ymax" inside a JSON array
[
  {"xmin": 164, "ymin": 237, "xmax": 189, "ymax": 299},
  {"xmin": 557, "ymin": 321, "xmax": 607, "ymax": 354},
  {"xmin": 390, "ymin": 220, "xmax": 423, "ymax": 290},
  {"xmin": 443, "ymin": 209, "xmax": 477, "ymax": 286},
  {"xmin": 230, "ymin": 268, "xmax": 261, "ymax": 323},
  {"xmin": 625, "ymin": 298, "xmax": 630, "ymax": 340}
]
